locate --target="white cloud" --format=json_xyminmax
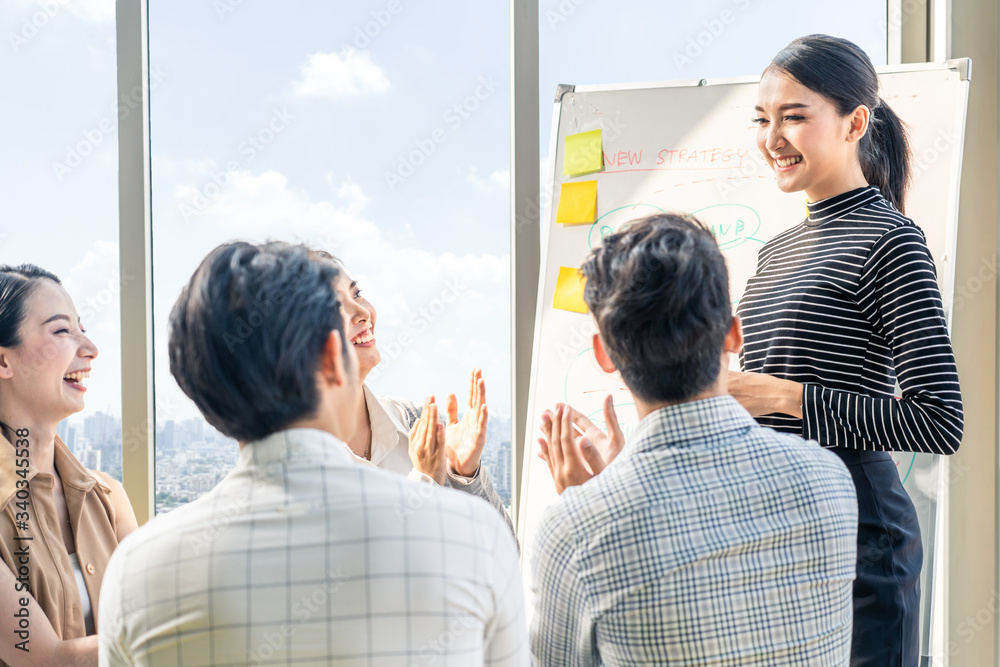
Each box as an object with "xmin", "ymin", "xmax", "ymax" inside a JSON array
[
  {"xmin": 463, "ymin": 167, "xmax": 510, "ymax": 193},
  {"xmin": 336, "ymin": 178, "xmax": 369, "ymax": 211},
  {"xmin": 293, "ymin": 48, "xmax": 390, "ymax": 98}
]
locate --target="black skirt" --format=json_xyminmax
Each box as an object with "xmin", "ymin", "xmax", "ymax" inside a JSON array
[{"xmin": 831, "ymin": 447, "xmax": 922, "ymax": 667}]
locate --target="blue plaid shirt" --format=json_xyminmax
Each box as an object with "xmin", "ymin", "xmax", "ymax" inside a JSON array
[{"xmin": 529, "ymin": 396, "xmax": 858, "ymax": 666}]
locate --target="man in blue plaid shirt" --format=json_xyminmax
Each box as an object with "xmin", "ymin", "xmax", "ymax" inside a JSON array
[{"xmin": 531, "ymin": 214, "xmax": 859, "ymax": 666}]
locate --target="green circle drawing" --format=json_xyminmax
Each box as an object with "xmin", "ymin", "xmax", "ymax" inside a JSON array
[
  {"xmin": 898, "ymin": 452, "xmax": 917, "ymax": 485},
  {"xmin": 588, "ymin": 203, "xmax": 666, "ymax": 250},
  {"xmin": 688, "ymin": 203, "xmax": 764, "ymax": 250}
]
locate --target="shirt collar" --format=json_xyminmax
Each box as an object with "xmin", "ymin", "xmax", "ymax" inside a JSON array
[
  {"xmin": 805, "ymin": 185, "xmax": 882, "ymax": 226},
  {"xmin": 237, "ymin": 427, "xmax": 355, "ymax": 475},
  {"xmin": 627, "ymin": 395, "xmax": 757, "ymax": 455},
  {"xmin": 0, "ymin": 432, "xmax": 99, "ymax": 508},
  {"xmin": 363, "ymin": 384, "xmax": 407, "ymax": 465}
]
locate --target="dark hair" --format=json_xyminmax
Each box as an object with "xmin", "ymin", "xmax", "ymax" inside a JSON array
[
  {"xmin": 581, "ymin": 214, "xmax": 732, "ymax": 404},
  {"xmin": 168, "ymin": 241, "xmax": 348, "ymax": 442},
  {"xmin": 0, "ymin": 264, "xmax": 63, "ymax": 441},
  {"xmin": 769, "ymin": 34, "xmax": 910, "ymax": 212},
  {"xmin": 0, "ymin": 264, "xmax": 62, "ymax": 348}
]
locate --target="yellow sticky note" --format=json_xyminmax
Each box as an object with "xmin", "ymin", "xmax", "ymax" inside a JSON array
[
  {"xmin": 564, "ymin": 129, "xmax": 604, "ymax": 176},
  {"xmin": 556, "ymin": 180, "xmax": 598, "ymax": 224},
  {"xmin": 553, "ymin": 267, "xmax": 588, "ymax": 314}
]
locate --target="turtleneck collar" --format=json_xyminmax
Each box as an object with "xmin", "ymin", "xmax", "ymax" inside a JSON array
[{"xmin": 805, "ymin": 185, "xmax": 883, "ymax": 226}]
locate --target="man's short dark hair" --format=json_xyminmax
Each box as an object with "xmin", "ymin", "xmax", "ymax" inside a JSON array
[
  {"xmin": 168, "ymin": 241, "xmax": 347, "ymax": 442},
  {"xmin": 581, "ymin": 214, "xmax": 732, "ymax": 404}
]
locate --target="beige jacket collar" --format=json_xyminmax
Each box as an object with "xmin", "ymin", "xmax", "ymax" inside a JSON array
[{"xmin": 0, "ymin": 432, "xmax": 107, "ymax": 509}]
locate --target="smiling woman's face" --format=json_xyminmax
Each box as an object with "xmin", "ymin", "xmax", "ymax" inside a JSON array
[
  {"xmin": 0, "ymin": 279, "xmax": 98, "ymax": 425},
  {"xmin": 754, "ymin": 69, "xmax": 866, "ymax": 202},
  {"xmin": 333, "ymin": 272, "xmax": 380, "ymax": 382}
]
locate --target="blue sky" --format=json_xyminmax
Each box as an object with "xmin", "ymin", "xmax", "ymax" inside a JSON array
[{"xmin": 1, "ymin": 0, "xmax": 886, "ymax": 426}]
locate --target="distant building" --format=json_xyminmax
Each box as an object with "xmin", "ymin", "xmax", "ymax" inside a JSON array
[
  {"xmin": 78, "ymin": 445, "xmax": 101, "ymax": 472},
  {"xmin": 99, "ymin": 440, "xmax": 122, "ymax": 471},
  {"xmin": 73, "ymin": 436, "xmax": 91, "ymax": 460},
  {"xmin": 84, "ymin": 411, "xmax": 119, "ymax": 447},
  {"xmin": 493, "ymin": 441, "xmax": 512, "ymax": 504},
  {"xmin": 161, "ymin": 420, "xmax": 176, "ymax": 451}
]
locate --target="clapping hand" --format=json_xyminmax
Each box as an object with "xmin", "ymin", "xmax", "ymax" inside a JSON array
[
  {"xmin": 408, "ymin": 396, "xmax": 447, "ymax": 485},
  {"xmin": 538, "ymin": 395, "xmax": 625, "ymax": 494},
  {"xmin": 444, "ymin": 368, "xmax": 488, "ymax": 477}
]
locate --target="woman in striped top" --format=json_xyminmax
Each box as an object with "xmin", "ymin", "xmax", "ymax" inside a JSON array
[{"xmin": 730, "ymin": 35, "xmax": 963, "ymax": 666}]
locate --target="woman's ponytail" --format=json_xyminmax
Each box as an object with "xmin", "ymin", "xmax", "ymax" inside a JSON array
[{"xmin": 861, "ymin": 100, "xmax": 911, "ymax": 213}]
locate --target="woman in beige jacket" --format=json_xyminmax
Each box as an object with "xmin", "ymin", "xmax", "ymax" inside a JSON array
[{"xmin": 0, "ymin": 264, "xmax": 137, "ymax": 667}]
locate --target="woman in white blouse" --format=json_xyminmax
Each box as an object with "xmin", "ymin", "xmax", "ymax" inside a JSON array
[{"xmin": 320, "ymin": 254, "xmax": 512, "ymax": 531}]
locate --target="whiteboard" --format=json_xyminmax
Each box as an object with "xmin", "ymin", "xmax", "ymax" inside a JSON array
[{"xmin": 519, "ymin": 60, "xmax": 970, "ymax": 656}]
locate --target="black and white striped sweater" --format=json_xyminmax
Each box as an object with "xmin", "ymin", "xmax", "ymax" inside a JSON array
[{"xmin": 737, "ymin": 186, "xmax": 963, "ymax": 454}]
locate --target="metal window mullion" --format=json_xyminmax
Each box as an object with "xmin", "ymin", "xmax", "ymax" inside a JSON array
[
  {"xmin": 116, "ymin": 0, "xmax": 155, "ymax": 524},
  {"xmin": 509, "ymin": 0, "xmax": 540, "ymax": 530}
]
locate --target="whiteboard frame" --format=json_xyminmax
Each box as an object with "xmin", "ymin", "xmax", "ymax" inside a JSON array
[{"xmin": 557, "ymin": 58, "xmax": 970, "ymax": 97}]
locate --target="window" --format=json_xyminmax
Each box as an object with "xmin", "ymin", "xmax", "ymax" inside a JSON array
[
  {"xmin": 538, "ymin": 1, "xmax": 887, "ymax": 167},
  {"xmin": 149, "ymin": 1, "xmax": 512, "ymax": 512},
  {"xmin": 3, "ymin": 0, "xmax": 123, "ymax": 479}
]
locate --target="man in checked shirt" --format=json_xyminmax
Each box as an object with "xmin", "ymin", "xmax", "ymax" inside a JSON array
[
  {"xmin": 98, "ymin": 242, "xmax": 527, "ymax": 666},
  {"xmin": 531, "ymin": 214, "xmax": 859, "ymax": 666}
]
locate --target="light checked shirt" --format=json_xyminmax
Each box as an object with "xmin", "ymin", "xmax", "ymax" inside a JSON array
[
  {"xmin": 99, "ymin": 428, "xmax": 528, "ymax": 666},
  {"xmin": 530, "ymin": 396, "xmax": 858, "ymax": 666}
]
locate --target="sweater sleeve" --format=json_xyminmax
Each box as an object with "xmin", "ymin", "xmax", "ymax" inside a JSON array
[{"xmin": 801, "ymin": 224, "xmax": 964, "ymax": 454}]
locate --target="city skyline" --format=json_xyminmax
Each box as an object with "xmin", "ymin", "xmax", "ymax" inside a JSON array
[{"xmin": 59, "ymin": 408, "xmax": 513, "ymax": 514}]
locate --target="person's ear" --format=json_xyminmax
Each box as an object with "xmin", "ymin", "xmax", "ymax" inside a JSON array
[
  {"xmin": 0, "ymin": 349, "xmax": 14, "ymax": 380},
  {"xmin": 722, "ymin": 315, "xmax": 743, "ymax": 355},
  {"xmin": 846, "ymin": 104, "xmax": 871, "ymax": 144},
  {"xmin": 319, "ymin": 330, "xmax": 347, "ymax": 388},
  {"xmin": 592, "ymin": 333, "xmax": 617, "ymax": 373}
]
